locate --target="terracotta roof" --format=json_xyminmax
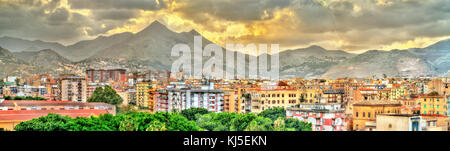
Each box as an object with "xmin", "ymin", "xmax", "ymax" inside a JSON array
[
  {"xmin": 0, "ymin": 109, "xmax": 109, "ymax": 121},
  {"xmin": 354, "ymin": 100, "xmax": 402, "ymax": 106},
  {"xmin": 0, "ymin": 101, "xmax": 113, "ymax": 107},
  {"xmin": 2, "ymin": 100, "xmax": 72, "ymax": 104}
]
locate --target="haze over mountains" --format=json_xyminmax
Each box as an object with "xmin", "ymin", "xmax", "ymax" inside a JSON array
[{"xmin": 0, "ymin": 21, "xmax": 449, "ymax": 79}]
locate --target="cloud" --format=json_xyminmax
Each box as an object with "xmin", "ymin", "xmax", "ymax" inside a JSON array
[
  {"xmin": 92, "ymin": 9, "xmax": 141, "ymax": 20},
  {"xmin": 68, "ymin": 0, "xmax": 166, "ymax": 10},
  {"xmin": 0, "ymin": 0, "xmax": 449, "ymax": 52},
  {"xmin": 48, "ymin": 7, "xmax": 70, "ymax": 25},
  {"xmin": 174, "ymin": 0, "xmax": 293, "ymax": 22}
]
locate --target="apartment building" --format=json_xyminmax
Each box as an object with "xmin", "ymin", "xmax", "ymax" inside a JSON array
[
  {"xmin": 167, "ymin": 83, "xmax": 224, "ymax": 113},
  {"xmin": 286, "ymin": 103, "xmax": 347, "ymax": 131},
  {"xmin": 57, "ymin": 75, "xmax": 87, "ymax": 102}
]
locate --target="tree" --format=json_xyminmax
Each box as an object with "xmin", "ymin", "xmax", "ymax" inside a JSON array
[
  {"xmin": 15, "ymin": 78, "xmax": 20, "ymax": 86},
  {"xmin": 230, "ymin": 113, "xmax": 257, "ymax": 131},
  {"xmin": 299, "ymin": 95, "xmax": 306, "ymax": 103},
  {"xmin": 14, "ymin": 113, "xmax": 71, "ymax": 131},
  {"xmin": 16, "ymin": 112, "xmax": 201, "ymax": 131},
  {"xmin": 87, "ymin": 85, "xmax": 123, "ymax": 105},
  {"xmin": 196, "ymin": 112, "xmax": 237, "ymax": 131},
  {"xmin": 146, "ymin": 120, "xmax": 167, "ymax": 131},
  {"xmin": 244, "ymin": 116, "xmax": 273, "ymax": 131},
  {"xmin": 258, "ymin": 107, "xmax": 286, "ymax": 121},
  {"xmin": 428, "ymin": 91, "xmax": 439, "ymax": 96},
  {"xmin": 274, "ymin": 117, "xmax": 286, "ymax": 131},
  {"xmin": 284, "ymin": 117, "xmax": 312, "ymax": 131},
  {"xmin": 180, "ymin": 107, "xmax": 210, "ymax": 121},
  {"xmin": 0, "ymin": 79, "xmax": 4, "ymax": 87}
]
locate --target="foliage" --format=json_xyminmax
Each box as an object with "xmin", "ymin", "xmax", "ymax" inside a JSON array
[
  {"xmin": 230, "ymin": 113, "xmax": 258, "ymax": 131},
  {"xmin": 180, "ymin": 107, "xmax": 210, "ymax": 121},
  {"xmin": 258, "ymin": 107, "xmax": 286, "ymax": 121},
  {"xmin": 4, "ymin": 96, "xmax": 46, "ymax": 100},
  {"xmin": 244, "ymin": 116, "xmax": 273, "ymax": 131},
  {"xmin": 284, "ymin": 117, "xmax": 312, "ymax": 131},
  {"xmin": 117, "ymin": 104, "xmax": 138, "ymax": 114},
  {"xmin": 87, "ymin": 85, "xmax": 123, "ymax": 105},
  {"xmin": 299, "ymin": 95, "xmax": 306, "ymax": 103},
  {"xmin": 428, "ymin": 91, "xmax": 439, "ymax": 96},
  {"xmin": 15, "ymin": 112, "xmax": 201, "ymax": 131},
  {"xmin": 14, "ymin": 113, "xmax": 71, "ymax": 131},
  {"xmin": 14, "ymin": 108, "xmax": 312, "ymax": 131}
]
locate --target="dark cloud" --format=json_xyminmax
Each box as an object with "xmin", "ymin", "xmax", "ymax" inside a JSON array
[
  {"xmin": 48, "ymin": 8, "xmax": 70, "ymax": 25},
  {"xmin": 93, "ymin": 9, "xmax": 141, "ymax": 20},
  {"xmin": 174, "ymin": 0, "xmax": 293, "ymax": 22},
  {"xmin": 68, "ymin": 0, "xmax": 166, "ymax": 10},
  {"xmin": 0, "ymin": 0, "xmax": 450, "ymax": 51}
]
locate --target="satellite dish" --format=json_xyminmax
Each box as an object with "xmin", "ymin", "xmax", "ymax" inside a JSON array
[{"xmin": 335, "ymin": 118, "xmax": 342, "ymax": 125}]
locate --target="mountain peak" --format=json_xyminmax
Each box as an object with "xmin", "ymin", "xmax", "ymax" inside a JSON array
[
  {"xmin": 307, "ymin": 45, "xmax": 325, "ymax": 50},
  {"xmin": 138, "ymin": 20, "xmax": 170, "ymax": 34},
  {"xmin": 188, "ymin": 29, "xmax": 201, "ymax": 35},
  {"xmin": 425, "ymin": 38, "xmax": 450, "ymax": 49}
]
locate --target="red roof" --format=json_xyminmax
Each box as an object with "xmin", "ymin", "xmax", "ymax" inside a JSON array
[
  {"xmin": 2, "ymin": 100, "xmax": 72, "ymax": 104},
  {"xmin": 0, "ymin": 109, "xmax": 109, "ymax": 121},
  {"xmin": 248, "ymin": 89, "xmax": 297, "ymax": 91},
  {"xmin": 359, "ymin": 88, "xmax": 376, "ymax": 91}
]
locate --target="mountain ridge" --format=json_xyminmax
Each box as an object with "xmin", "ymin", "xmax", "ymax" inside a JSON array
[{"xmin": 1, "ymin": 21, "xmax": 449, "ymax": 78}]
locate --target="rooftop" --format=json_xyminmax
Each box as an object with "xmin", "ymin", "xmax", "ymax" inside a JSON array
[
  {"xmin": 0, "ymin": 109, "xmax": 109, "ymax": 121},
  {"xmin": 354, "ymin": 100, "xmax": 402, "ymax": 106}
]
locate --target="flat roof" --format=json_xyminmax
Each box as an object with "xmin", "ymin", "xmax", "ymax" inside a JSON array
[
  {"xmin": 0, "ymin": 109, "xmax": 109, "ymax": 121},
  {"xmin": 0, "ymin": 101, "xmax": 113, "ymax": 107}
]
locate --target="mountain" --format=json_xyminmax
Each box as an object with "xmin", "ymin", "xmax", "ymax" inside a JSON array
[
  {"xmin": 409, "ymin": 39, "xmax": 450, "ymax": 74},
  {"xmin": 13, "ymin": 49, "xmax": 73, "ymax": 71},
  {"xmin": 0, "ymin": 47, "xmax": 38, "ymax": 77},
  {"xmin": 63, "ymin": 32, "xmax": 133, "ymax": 61},
  {"xmin": 0, "ymin": 36, "xmax": 65, "ymax": 53},
  {"xmin": 278, "ymin": 45, "xmax": 356, "ymax": 78},
  {"xmin": 81, "ymin": 21, "xmax": 225, "ymax": 72},
  {"xmin": 322, "ymin": 50, "xmax": 435, "ymax": 78},
  {"xmin": 2, "ymin": 20, "xmax": 449, "ymax": 79}
]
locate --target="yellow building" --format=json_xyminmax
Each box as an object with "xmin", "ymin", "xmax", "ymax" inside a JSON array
[
  {"xmin": 136, "ymin": 81, "xmax": 155, "ymax": 112},
  {"xmin": 391, "ymin": 84, "xmax": 407, "ymax": 100},
  {"xmin": 416, "ymin": 95, "xmax": 447, "ymax": 116},
  {"xmin": 300, "ymin": 89, "xmax": 321, "ymax": 103},
  {"xmin": 352, "ymin": 100, "xmax": 402, "ymax": 131},
  {"xmin": 249, "ymin": 89, "xmax": 303, "ymax": 114},
  {"xmin": 222, "ymin": 89, "xmax": 237, "ymax": 113}
]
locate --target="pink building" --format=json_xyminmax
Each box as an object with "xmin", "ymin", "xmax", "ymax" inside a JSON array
[{"xmin": 286, "ymin": 103, "xmax": 347, "ymax": 131}]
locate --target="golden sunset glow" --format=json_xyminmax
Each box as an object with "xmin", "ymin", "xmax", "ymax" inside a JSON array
[{"xmin": 1, "ymin": 0, "xmax": 449, "ymax": 53}]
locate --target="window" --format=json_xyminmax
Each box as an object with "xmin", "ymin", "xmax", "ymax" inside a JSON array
[
  {"xmin": 368, "ymin": 112, "xmax": 371, "ymax": 118},
  {"xmin": 424, "ymin": 105, "xmax": 426, "ymax": 108},
  {"xmin": 363, "ymin": 112, "xmax": 365, "ymax": 117},
  {"xmin": 356, "ymin": 112, "xmax": 359, "ymax": 117},
  {"xmin": 437, "ymin": 105, "xmax": 439, "ymax": 109}
]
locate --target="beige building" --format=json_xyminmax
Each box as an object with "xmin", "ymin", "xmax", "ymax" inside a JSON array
[
  {"xmin": 248, "ymin": 89, "xmax": 303, "ymax": 114},
  {"xmin": 416, "ymin": 95, "xmax": 447, "ymax": 116},
  {"xmin": 376, "ymin": 114, "xmax": 422, "ymax": 131},
  {"xmin": 58, "ymin": 76, "xmax": 87, "ymax": 102},
  {"xmin": 352, "ymin": 100, "xmax": 402, "ymax": 131}
]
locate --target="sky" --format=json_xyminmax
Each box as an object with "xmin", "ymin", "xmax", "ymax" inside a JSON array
[{"xmin": 0, "ymin": 0, "xmax": 449, "ymax": 53}]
